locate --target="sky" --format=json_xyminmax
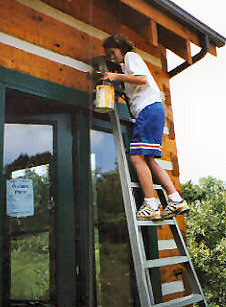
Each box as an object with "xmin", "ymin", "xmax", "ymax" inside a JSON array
[{"xmin": 167, "ymin": 0, "xmax": 226, "ymax": 183}]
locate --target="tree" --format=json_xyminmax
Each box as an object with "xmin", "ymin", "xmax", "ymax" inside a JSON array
[{"xmin": 181, "ymin": 177, "xmax": 226, "ymax": 306}]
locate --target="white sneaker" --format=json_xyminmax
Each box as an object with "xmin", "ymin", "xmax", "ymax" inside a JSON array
[
  {"xmin": 161, "ymin": 199, "xmax": 189, "ymax": 219},
  {"xmin": 136, "ymin": 202, "xmax": 161, "ymax": 221}
]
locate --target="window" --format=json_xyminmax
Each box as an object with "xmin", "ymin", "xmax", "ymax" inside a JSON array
[{"xmin": 91, "ymin": 129, "xmax": 140, "ymax": 306}]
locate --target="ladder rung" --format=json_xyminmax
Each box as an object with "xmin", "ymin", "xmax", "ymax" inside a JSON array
[
  {"xmin": 144, "ymin": 256, "xmax": 188, "ymax": 268},
  {"xmin": 137, "ymin": 219, "xmax": 175, "ymax": 226},
  {"xmin": 153, "ymin": 184, "xmax": 163, "ymax": 190},
  {"xmin": 130, "ymin": 182, "xmax": 162, "ymax": 190},
  {"xmin": 131, "ymin": 182, "xmax": 139, "ymax": 188},
  {"xmin": 153, "ymin": 294, "xmax": 204, "ymax": 307}
]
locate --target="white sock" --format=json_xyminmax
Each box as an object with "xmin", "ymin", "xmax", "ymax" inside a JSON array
[
  {"xmin": 144, "ymin": 197, "xmax": 158, "ymax": 210},
  {"xmin": 168, "ymin": 191, "xmax": 183, "ymax": 202}
]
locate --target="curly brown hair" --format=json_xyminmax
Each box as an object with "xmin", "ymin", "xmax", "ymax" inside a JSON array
[{"xmin": 103, "ymin": 34, "xmax": 134, "ymax": 55}]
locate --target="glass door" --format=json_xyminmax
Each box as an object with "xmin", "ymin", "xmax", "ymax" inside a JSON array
[
  {"xmin": 2, "ymin": 89, "xmax": 76, "ymax": 306},
  {"xmin": 3, "ymin": 123, "xmax": 54, "ymax": 306}
]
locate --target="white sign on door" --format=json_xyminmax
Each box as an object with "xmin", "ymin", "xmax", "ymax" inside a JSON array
[{"xmin": 6, "ymin": 179, "xmax": 34, "ymax": 218}]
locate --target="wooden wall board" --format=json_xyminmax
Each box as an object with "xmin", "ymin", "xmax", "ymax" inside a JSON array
[
  {"xmin": 157, "ymin": 216, "xmax": 185, "ymax": 240},
  {"xmin": 165, "ymin": 106, "xmax": 174, "ymax": 123},
  {"xmin": 162, "ymin": 135, "xmax": 177, "ymax": 151},
  {"xmin": 172, "ymin": 175, "xmax": 181, "ymax": 192},
  {"xmin": 171, "ymin": 154, "xmax": 180, "ymax": 177},
  {"xmin": 163, "ymin": 85, "xmax": 172, "ymax": 106},
  {"xmin": 157, "ymin": 225, "xmax": 174, "ymax": 241},
  {"xmin": 0, "ymin": 0, "xmax": 105, "ymax": 64},
  {"xmin": 145, "ymin": 64, "xmax": 167, "ymax": 90},
  {"xmin": 38, "ymin": 0, "xmax": 162, "ymax": 58},
  {"xmin": 0, "ymin": 42, "xmax": 90, "ymax": 92},
  {"xmin": 160, "ymin": 262, "xmax": 184, "ymax": 286},
  {"xmin": 162, "ymin": 291, "xmax": 186, "ymax": 303},
  {"xmin": 159, "ymin": 249, "xmax": 180, "ymax": 260},
  {"xmin": 14, "ymin": 0, "xmax": 167, "ymax": 71}
]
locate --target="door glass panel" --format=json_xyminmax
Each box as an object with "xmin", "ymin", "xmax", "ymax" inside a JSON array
[
  {"xmin": 3, "ymin": 123, "xmax": 54, "ymax": 302},
  {"xmin": 91, "ymin": 129, "xmax": 140, "ymax": 306}
]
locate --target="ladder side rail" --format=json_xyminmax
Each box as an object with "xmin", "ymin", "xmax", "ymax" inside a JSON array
[
  {"xmin": 170, "ymin": 219, "xmax": 208, "ymax": 306},
  {"xmin": 156, "ymin": 188, "xmax": 168, "ymax": 209},
  {"xmin": 138, "ymin": 227, "xmax": 156, "ymax": 305},
  {"xmin": 145, "ymin": 269, "xmax": 155, "ymax": 305},
  {"xmin": 109, "ymin": 108, "xmax": 152, "ymax": 307}
]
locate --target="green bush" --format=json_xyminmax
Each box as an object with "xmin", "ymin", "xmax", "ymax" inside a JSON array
[{"xmin": 182, "ymin": 177, "xmax": 226, "ymax": 306}]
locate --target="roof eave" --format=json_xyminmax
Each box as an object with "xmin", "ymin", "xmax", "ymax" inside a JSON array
[{"xmin": 146, "ymin": 0, "xmax": 226, "ymax": 47}]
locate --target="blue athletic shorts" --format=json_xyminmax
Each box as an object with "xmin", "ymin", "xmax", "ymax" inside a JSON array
[{"xmin": 130, "ymin": 102, "xmax": 165, "ymax": 157}]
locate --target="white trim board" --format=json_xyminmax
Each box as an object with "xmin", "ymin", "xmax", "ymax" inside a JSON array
[
  {"xmin": 0, "ymin": 31, "xmax": 90, "ymax": 72},
  {"xmin": 163, "ymin": 126, "xmax": 169, "ymax": 135},
  {"xmin": 158, "ymin": 239, "xmax": 177, "ymax": 251},
  {"xmin": 162, "ymin": 280, "xmax": 185, "ymax": 296},
  {"xmin": 155, "ymin": 159, "xmax": 173, "ymax": 171}
]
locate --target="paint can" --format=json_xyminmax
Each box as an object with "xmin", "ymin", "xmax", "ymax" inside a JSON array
[{"xmin": 94, "ymin": 84, "xmax": 115, "ymax": 113}]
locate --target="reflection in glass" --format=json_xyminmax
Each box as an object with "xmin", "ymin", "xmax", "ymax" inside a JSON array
[
  {"xmin": 3, "ymin": 124, "xmax": 54, "ymax": 302},
  {"xmin": 91, "ymin": 130, "xmax": 139, "ymax": 306},
  {"xmin": 4, "ymin": 124, "xmax": 53, "ymax": 167}
]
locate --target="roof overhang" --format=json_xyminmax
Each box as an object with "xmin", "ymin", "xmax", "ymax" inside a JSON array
[
  {"xmin": 119, "ymin": 0, "xmax": 225, "ymax": 76},
  {"xmin": 148, "ymin": 0, "xmax": 226, "ymax": 48}
]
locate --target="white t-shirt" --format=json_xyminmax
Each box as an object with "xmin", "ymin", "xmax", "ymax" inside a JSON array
[{"xmin": 121, "ymin": 52, "xmax": 162, "ymax": 118}]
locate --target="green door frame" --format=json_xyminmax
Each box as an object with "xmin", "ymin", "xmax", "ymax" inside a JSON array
[
  {"xmin": 0, "ymin": 82, "xmax": 5, "ymax": 307},
  {"xmin": 0, "ymin": 67, "xmax": 93, "ymax": 306}
]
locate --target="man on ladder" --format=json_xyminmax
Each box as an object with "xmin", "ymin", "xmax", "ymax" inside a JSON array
[
  {"xmin": 88, "ymin": 34, "xmax": 208, "ymax": 307},
  {"xmin": 101, "ymin": 34, "xmax": 189, "ymax": 221}
]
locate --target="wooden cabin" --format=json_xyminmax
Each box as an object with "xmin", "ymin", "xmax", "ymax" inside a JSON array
[{"xmin": 0, "ymin": 0, "xmax": 225, "ymax": 306}]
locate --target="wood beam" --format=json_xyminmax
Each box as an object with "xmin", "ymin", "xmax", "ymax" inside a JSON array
[
  {"xmin": 209, "ymin": 43, "xmax": 217, "ymax": 56},
  {"xmin": 158, "ymin": 26, "xmax": 192, "ymax": 63},
  {"xmin": 146, "ymin": 20, "xmax": 158, "ymax": 47},
  {"xmin": 120, "ymin": 0, "xmax": 217, "ymax": 56}
]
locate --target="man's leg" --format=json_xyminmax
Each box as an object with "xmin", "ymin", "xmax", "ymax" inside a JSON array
[
  {"xmin": 146, "ymin": 156, "xmax": 176, "ymax": 195},
  {"xmin": 130, "ymin": 154, "xmax": 154, "ymax": 198},
  {"xmin": 130, "ymin": 154, "xmax": 161, "ymax": 220},
  {"xmin": 147, "ymin": 156, "xmax": 189, "ymax": 218}
]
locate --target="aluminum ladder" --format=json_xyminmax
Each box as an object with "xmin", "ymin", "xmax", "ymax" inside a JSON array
[{"xmin": 109, "ymin": 106, "xmax": 208, "ymax": 307}]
